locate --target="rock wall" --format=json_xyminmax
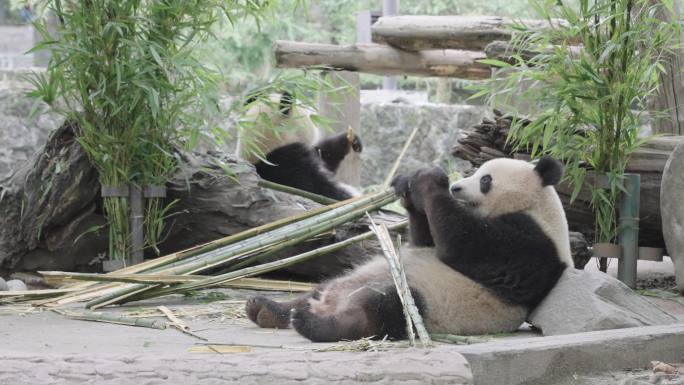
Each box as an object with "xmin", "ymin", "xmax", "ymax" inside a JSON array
[
  {"xmin": 0, "ymin": 84, "xmax": 484, "ymax": 189},
  {"xmin": 0, "ymin": 86, "xmax": 61, "ymax": 179},
  {"xmin": 359, "ymin": 102, "xmax": 485, "ymax": 186}
]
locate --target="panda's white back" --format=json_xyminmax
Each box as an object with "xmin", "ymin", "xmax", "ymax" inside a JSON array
[{"xmin": 236, "ymin": 94, "xmax": 321, "ymax": 164}]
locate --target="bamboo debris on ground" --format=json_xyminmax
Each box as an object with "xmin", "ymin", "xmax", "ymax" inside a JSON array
[
  {"xmin": 430, "ymin": 333, "xmax": 491, "ymax": 345},
  {"xmin": 54, "ymin": 309, "xmax": 168, "ymax": 329},
  {"xmin": 367, "ymin": 216, "xmax": 432, "ymax": 348},
  {"xmin": 40, "ymin": 273, "xmax": 314, "ymax": 292}
]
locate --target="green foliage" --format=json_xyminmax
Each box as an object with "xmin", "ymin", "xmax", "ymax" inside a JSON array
[
  {"xmin": 28, "ymin": 0, "xmax": 272, "ymax": 260},
  {"xmin": 477, "ymin": 0, "xmax": 679, "ymax": 242}
]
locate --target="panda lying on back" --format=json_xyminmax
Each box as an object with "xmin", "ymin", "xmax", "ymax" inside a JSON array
[
  {"xmin": 236, "ymin": 92, "xmax": 362, "ymax": 200},
  {"xmin": 246, "ymin": 156, "xmax": 571, "ymax": 341}
]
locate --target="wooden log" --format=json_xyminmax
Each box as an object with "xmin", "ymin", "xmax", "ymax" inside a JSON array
[
  {"xmin": 274, "ymin": 40, "xmax": 491, "ymax": 79},
  {"xmin": 485, "ymin": 40, "xmax": 583, "ymax": 64},
  {"xmin": 371, "ymin": 15, "xmax": 567, "ymax": 51}
]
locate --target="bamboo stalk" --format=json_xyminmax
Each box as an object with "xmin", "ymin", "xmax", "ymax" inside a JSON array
[
  {"xmin": 86, "ymin": 191, "xmax": 396, "ymax": 309},
  {"xmin": 55, "ymin": 309, "xmax": 168, "ymax": 329},
  {"xmin": 383, "ymin": 124, "xmax": 421, "ymax": 187},
  {"xmin": 257, "ymin": 180, "xmax": 338, "ymax": 205},
  {"xmin": 39, "ymin": 272, "xmax": 314, "ymax": 292},
  {"xmin": 367, "ymin": 216, "xmax": 432, "ymax": 347}
]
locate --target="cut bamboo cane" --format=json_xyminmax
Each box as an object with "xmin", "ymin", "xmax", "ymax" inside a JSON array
[
  {"xmin": 37, "ymin": 193, "xmax": 374, "ymax": 308},
  {"xmin": 383, "ymin": 124, "xmax": 422, "ymax": 188},
  {"xmin": 86, "ymin": 191, "xmax": 397, "ymax": 309},
  {"xmin": 257, "ymin": 180, "xmax": 338, "ymax": 205},
  {"xmin": 36, "ymin": 202, "xmax": 340, "ymax": 307},
  {"xmin": 55, "ymin": 309, "xmax": 168, "ymax": 329},
  {"xmin": 40, "ymin": 273, "xmax": 314, "ymax": 292},
  {"xmin": 368, "ymin": 216, "xmax": 432, "ymax": 347},
  {"xmin": 135, "ymin": 216, "xmax": 407, "ymax": 302},
  {"xmin": 124, "ymin": 195, "xmax": 399, "ymax": 302}
]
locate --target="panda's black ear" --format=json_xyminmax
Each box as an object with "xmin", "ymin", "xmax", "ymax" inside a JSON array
[{"xmin": 534, "ymin": 156, "xmax": 564, "ymax": 186}]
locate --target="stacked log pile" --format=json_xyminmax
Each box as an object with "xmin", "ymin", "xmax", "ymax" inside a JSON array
[{"xmin": 451, "ymin": 109, "xmax": 527, "ymax": 167}]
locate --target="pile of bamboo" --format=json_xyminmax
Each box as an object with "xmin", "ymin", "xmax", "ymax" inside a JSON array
[{"xmin": 1, "ymin": 189, "xmax": 404, "ymax": 309}]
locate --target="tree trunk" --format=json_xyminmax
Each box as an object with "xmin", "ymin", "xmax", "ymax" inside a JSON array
[
  {"xmin": 649, "ymin": 0, "xmax": 684, "ymax": 135},
  {"xmin": 274, "ymin": 40, "xmax": 490, "ymax": 79},
  {"xmin": 371, "ymin": 15, "xmax": 567, "ymax": 51},
  {"xmin": 0, "ymin": 123, "xmax": 402, "ymax": 280}
]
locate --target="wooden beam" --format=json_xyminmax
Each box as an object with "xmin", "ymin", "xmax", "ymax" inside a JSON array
[
  {"xmin": 274, "ymin": 41, "xmax": 491, "ymax": 79},
  {"xmin": 372, "ymin": 15, "xmax": 566, "ymax": 51},
  {"xmin": 485, "ymin": 40, "xmax": 582, "ymax": 64}
]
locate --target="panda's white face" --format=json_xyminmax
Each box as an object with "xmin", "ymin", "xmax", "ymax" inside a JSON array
[{"xmin": 449, "ymin": 158, "xmax": 545, "ymax": 218}]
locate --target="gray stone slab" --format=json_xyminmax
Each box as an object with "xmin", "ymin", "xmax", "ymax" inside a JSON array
[
  {"xmin": 661, "ymin": 138, "xmax": 684, "ymax": 294},
  {"xmin": 455, "ymin": 323, "xmax": 684, "ymax": 385},
  {"xmin": 529, "ymin": 268, "xmax": 677, "ymax": 336},
  {"xmin": 0, "ymin": 304, "xmax": 473, "ymax": 385}
]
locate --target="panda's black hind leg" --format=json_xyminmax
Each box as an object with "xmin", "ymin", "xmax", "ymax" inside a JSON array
[
  {"xmin": 246, "ymin": 295, "xmax": 307, "ymax": 329},
  {"xmin": 291, "ymin": 285, "xmax": 425, "ymax": 342},
  {"xmin": 255, "ymin": 142, "xmax": 355, "ymax": 200}
]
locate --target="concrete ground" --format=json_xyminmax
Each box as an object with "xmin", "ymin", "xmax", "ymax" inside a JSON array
[{"xmin": 2, "ymin": 259, "xmax": 684, "ymax": 385}]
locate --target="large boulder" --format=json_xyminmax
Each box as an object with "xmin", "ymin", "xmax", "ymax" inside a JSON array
[
  {"xmin": 661, "ymin": 139, "xmax": 684, "ymax": 294},
  {"xmin": 529, "ymin": 268, "xmax": 677, "ymax": 336},
  {"xmin": 0, "ymin": 87, "xmax": 61, "ymax": 179}
]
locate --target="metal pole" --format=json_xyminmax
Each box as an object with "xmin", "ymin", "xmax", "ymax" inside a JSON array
[
  {"xmin": 382, "ymin": 0, "xmax": 398, "ymax": 90},
  {"xmin": 617, "ymin": 173, "xmax": 640, "ymax": 288}
]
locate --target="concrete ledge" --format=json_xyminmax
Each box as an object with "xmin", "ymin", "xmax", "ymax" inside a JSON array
[
  {"xmin": 454, "ymin": 323, "xmax": 684, "ymax": 385},
  {"xmin": 0, "ymin": 348, "xmax": 473, "ymax": 385}
]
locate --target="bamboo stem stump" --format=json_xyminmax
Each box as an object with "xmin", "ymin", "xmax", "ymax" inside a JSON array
[{"xmin": 618, "ymin": 174, "xmax": 641, "ymax": 289}]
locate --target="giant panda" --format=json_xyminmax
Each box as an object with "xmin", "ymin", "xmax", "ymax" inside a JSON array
[
  {"xmin": 236, "ymin": 91, "xmax": 362, "ymax": 200},
  {"xmin": 245, "ymin": 156, "xmax": 571, "ymax": 342}
]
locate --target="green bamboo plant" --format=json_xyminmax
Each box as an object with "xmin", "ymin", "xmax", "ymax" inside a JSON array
[
  {"xmin": 476, "ymin": 0, "xmax": 680, "ymax": 245},
  {"xmin": 27, "ymin": 0, "xmax": 273, "ymax": 261}
]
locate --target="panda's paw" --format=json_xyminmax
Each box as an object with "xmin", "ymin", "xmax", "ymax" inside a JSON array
[
  {"xmin": 246, "ymin": 296, "xmax": 291, "ymax": 329},
  {"xmin": 410, "ymin": 167, "xmax": 449, "ymax": 196},
  {"xmin": 391, "ymin": 174, "xmax": 419, "ymax": 212}
]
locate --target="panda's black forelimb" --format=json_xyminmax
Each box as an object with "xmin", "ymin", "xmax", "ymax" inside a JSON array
[
  {"xmin": 396, "ymin": 166, "xmax": 566, "ymax": 311},
  {"xmin": 255, "ymin": 142, "xmax": 354, "ymax": 200},
  {"xmin": 314, "ymin": 131, "xmax": 363, "ymax": 173}
]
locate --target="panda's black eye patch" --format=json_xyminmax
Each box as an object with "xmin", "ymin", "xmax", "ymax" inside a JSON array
[{"xmin": 480, "ymin": 174, "xmax": 492, "ymax": 194}]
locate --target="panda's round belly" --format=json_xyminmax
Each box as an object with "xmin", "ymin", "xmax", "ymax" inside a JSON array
[{"xmin": 402, "ymin": 247, "xmax": 528, "ymax": 335}]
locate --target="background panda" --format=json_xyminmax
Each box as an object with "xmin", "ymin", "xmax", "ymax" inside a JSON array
[
  {"xmin": 236, "ymin": 91, "xmax": 362, "ymax": 200},
  {"xmin": 245, "ymin": 156, "xmax": 571, "ymax": 342}
]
